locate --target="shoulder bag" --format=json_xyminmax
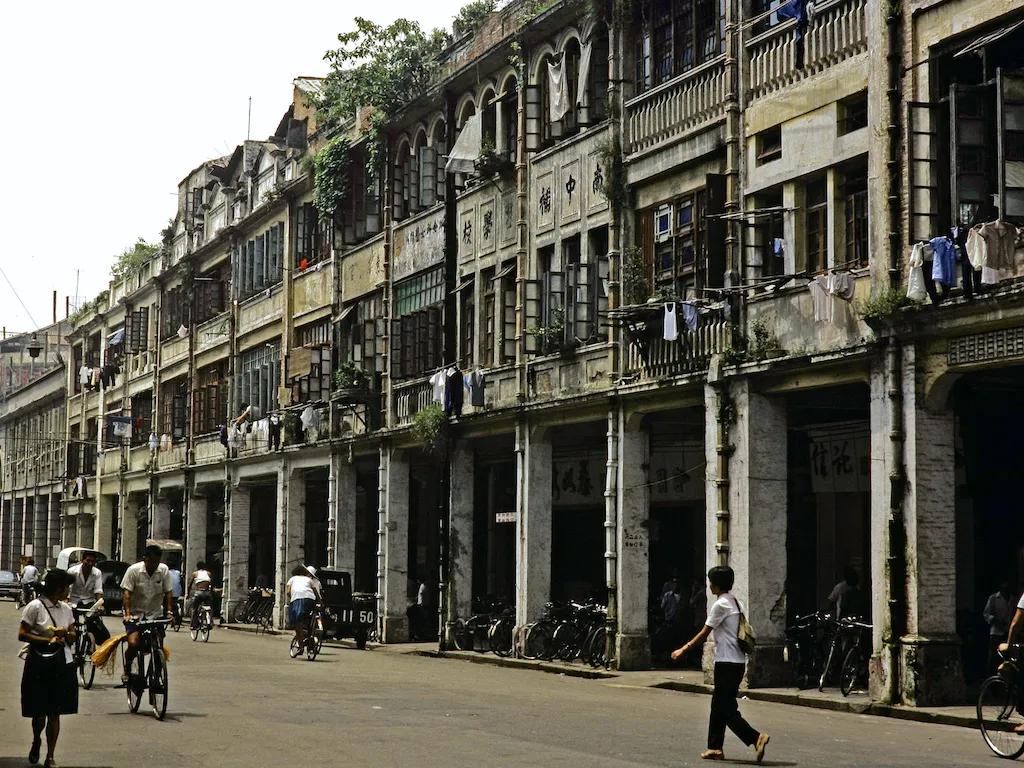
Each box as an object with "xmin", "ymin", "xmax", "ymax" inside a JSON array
[{"xmin": 730, "ymin": 595, "xmax": 757, "ymax": 655}]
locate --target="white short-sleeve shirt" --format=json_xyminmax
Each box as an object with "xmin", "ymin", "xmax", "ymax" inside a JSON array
[
  {"xmin": 287, "ymin": 575, "xmax": 317, "ymax": 602},
  {"xmin": 68, "ymin": 564, "xmax": 104, "ymax": 604},
  {"xmin": 21, "ymin": 598, "xmax": 75, "ymax": 663},
  {"xmin": 120, "ymin": 562, "xmax": 171, "ymax": 618},
  {"xmin": 706, "ymin": 593, "xmax": 746, "ymax": 664}
]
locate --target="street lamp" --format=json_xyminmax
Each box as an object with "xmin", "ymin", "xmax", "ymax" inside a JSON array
[{"xmin": 26, "ymin": 334, "xmax": 43, "ymax": 359}]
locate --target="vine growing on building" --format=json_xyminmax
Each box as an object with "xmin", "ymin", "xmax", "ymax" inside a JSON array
[
  {"xmin": 620, "ymin": 246, "xmax": 649, "ymax": 305},
  {"xmin": 110, "ymin": 239, "xmax": 160, "ymax": 281},
  {"xmin": 312, "ymin": 135, "xmax": 352, "ymax": 217},
  {"xmin": 412, "ymin": 403, "xmax": 449, "ymax": 456}
]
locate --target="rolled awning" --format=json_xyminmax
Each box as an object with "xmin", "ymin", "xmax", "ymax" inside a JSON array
[
  {"xmin": 954, "ymin": 18, "xmax": 1024, "ymax": 58},
  {"xmin": 108, "ymin": 328, "xmax": 125, "ymax": 346},
  {"xmin": 445, "ymin": 113, "xmax": 482, "ymax": 175}
]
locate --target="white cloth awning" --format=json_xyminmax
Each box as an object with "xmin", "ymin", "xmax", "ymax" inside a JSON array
[
  {"xmin": 577, "ymin": 40, "xmax": 593, "ymax": 108},
  {"xmin": 445, "ymin": 113, "xmax": 482, "ymax": 175},
  {"xmin": 548, "ymin": 56, "xmax": 569, "ymax": 122}
]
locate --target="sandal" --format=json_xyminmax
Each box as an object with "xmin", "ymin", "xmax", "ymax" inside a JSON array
[
  {"xmin": 43, "ymin": 758, "xmax": 58, "ymax": 768},
  {"xmin": 28, "ymin": 738, "xmax": 41, "ymax": 764},
  {"xmin": 755, "ymin": 733, "xmax": 771, "ymax": 763},
  {"xmin": 700, "ymin": 750, "xmax": 725, "ymax": 760}
]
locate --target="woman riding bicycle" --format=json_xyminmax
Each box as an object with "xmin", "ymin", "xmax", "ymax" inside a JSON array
[
  {"xmin": 285, "ymin": 565, "xmax": 321, "ymax": 646},
  {"xmin": 187, "ymin": 561, "xmax": 215, "ymax": 630}
]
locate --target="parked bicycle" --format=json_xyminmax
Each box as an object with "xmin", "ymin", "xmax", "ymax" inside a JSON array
[
  {"xmin": 978, "ymin": 644, "xmax": 1024, "ymax": 759},
  {"xmin": 783, "ymin": 612, "xmax": 829, "ymax": 690},
  {"xmin": 190, "ymin": 601, "xmax": 213, "ymax": 643},
  {"xmin": 520, "ymin": 600, "xmax": 612, "ymax": 668},
  {"xmin": 838, "ymin": 619, "xmax": 872, "ymax": 696},
  {"xmin": 121, "ymin": 616, "xmax": 171, "ymax": 720},
  {"xmin": 169, "ymin": 596, "xmax": 184, "ymax": 632},
  {"xmin": 451, "ymin": 600, "xmax": 513, "ymax": 655},
  {"xmin": 289, "ymin": 603, "xmax": 325, "ymax": 661},
  {"xmin": 72, "ymin": 606, "xmax": 98, "ymax": 689},
  {"xmin": 818, "ymin": 615, "xmax": 870, "ymax": 693},
  {"xmin": 236, "ymin": 588, "xmax": 275, "ymax": 630}
]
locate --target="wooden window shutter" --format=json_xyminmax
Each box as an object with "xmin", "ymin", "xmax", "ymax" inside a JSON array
[
  {"xmin": 704, "ymin": 174, "xmax": 727, "ymax": 289},
  {"xmin": 525, "ymin": 84, "xmax": 541, "ymax": 152},
  {"xmin": 997, "ymin": 69, "xmax": 1024, "ymax": 222},
  {"xmin": 420, "ymin": 146, "xmax": 437, "ymax": 208},
  {"xmin": 427, "ymin": 305, "xmax": 442, "ymax": 370},
  {"xmin": 390, "ymin": 318, "xmax": 404, "ymax": 379},
  {"xmin": 295, "ymin": 204, "xmax": 307, "ymax": 265},
  {"xmin": 524, "ymin": 279, "xmax": 541, "ymax": 354},
  {"xmin": 502, "ymin": 284, "xmax": 517, "ymax": 363},
  {"xmin": 573, "ymin": 262, "xmax": 592, "ymax": 341}
]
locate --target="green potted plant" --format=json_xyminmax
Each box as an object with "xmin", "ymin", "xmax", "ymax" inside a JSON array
[
  {"xmin": 475, "ymin": 139, "xmax": 514, "ymax": 180},
  {"xmin": 333, "ymin": 360, "xmax": 370, "ymax": 396},
  {"xmin": 411, "ymin": 403, "xmax": 448, "ymax": 456},
  {"xmin": 527, "ymin": 308, "xmax": 575, "ymax": 357}
]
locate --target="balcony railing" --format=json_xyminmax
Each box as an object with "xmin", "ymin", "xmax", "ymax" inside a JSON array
[
  {"xmin": 624, "ymin": 57, "xmax": 728, "ymax": 156},
  {"xmin": 392, "ymin": 376, "xmax": 434, "ymax": 428},
  {"xmin": 747, "ymin": 0, "xmax": 867, "ymax": 99},
  {"xmin": 624, "ymin": 310, "xmax": 731, "ymax": 380}
]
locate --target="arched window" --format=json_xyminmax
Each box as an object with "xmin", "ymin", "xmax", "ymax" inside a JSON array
[
  {"xmin": 562, "ymin": 38, "xmax": 582, "ymax": 137},
  {"xmin": 587, "ymin": 25, "xmax": 610, "ymax": 124},
  {"xmin": 456, "ymin": 100, "xmax": 477, "ymax": 188},
  {"xmin": 481, "ymin": 88, "xmax": 497, "ymax": 151},
  {"xmin": 537, "ymin": 54, "xmax": 554, "ymax": 148},
  {"xmin": 410, "ymin": 128, "xmax": 428, "ymax": 214},
  {"xmin": 430, "ymin": 118, "xmax": 446, "ymax": 203},
  {"xmin": 393, "ymin": 137, "xmax": 411, "ymax": 222},
  {"xmin": 498, "ymin": 74, "xmax": 519, "ymax": 163}
]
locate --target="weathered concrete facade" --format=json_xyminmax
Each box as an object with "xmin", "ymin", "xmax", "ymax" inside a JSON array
[{"xmin": 56, "ymin": 0, "xmax": 1024, "ymax": 707}]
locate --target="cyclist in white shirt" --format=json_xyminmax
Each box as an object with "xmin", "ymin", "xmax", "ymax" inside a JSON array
[
  {"xmin": 285, "ymin": 565, "xmax": 321, "ymax": 646},
  {"xmin": 68, "ymin": 551, "xmax": 103, "ymax": 606},
  {"xmin": 21, "ymin": 559, "xmax": 39, "ymax": 605},
  {"xmin": 187, "ymin": 561, "xmax": 216, "ymax": 630}
]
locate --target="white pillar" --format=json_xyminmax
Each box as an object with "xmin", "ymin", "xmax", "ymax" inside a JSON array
[
  {"xmin": 898, "ymin": 343, "xmax": 962, "ymax": 705},
  {"xmin": 516, "ymin": 424, "xmax": 551, "ymax": 626},
  {"xmin": 380, "ymin": 446, "xmax": 410, "ymax": 642},
  {"xmin": 617, "ymin": 412, "xmax": 650, "ymax": 669},
  {"xmin": 185, "ymin": 493, "xmax": 208, "ymax": 574},
  {"xmin": 448, "ymin": 439, "xmax": 475, "ymax": 640},
  {"xmin": 277, "ymin": 467, "xmax": 306, "ymax": 625},
  {"xmin": 95, "ymin": 494, "xmax": 114, "ymax": 559},
  {"xmin": 710, "ymin": 380, "xmax": 789, "ymax": 686},
  {"xmin": 121, "ymin": 495, "xmax": 141, "ymax": 565},
  {"xmin": 46, "ymin": 494, "xmax": 60, "ymax": 567},
  {"xmin": 334, "ymin": 455, "xmax": 357, "ymax": 573},
  {"xmin": 224, "ymin": 485, "xmax": 251, "ymax": 622},
  {"xmin": 151, "ymin": 495, "xmax": 171, "ymax": 539}
]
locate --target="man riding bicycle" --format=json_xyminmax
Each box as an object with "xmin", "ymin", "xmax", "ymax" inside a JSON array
[
  {"xmin": 20, "ymin": 558, "xmax": 39, "ymax": 605},
  {"xmin": 68, "ymin": 551, "xmax": 110, "ymax": 643},
  {"xmin": 997, "ymin": 592, "xmax": 1024, "ymax": 733},
  {"xmin": 120, "ymin": 545, "xmax": 173, "ymax": 684},
  {"xmin": 187, "ymin": 561, "xmax": 217, "ymax": 630}
]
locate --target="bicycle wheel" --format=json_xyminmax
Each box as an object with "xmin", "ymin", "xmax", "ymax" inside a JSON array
[
  {"xmin": 489, "ymin": 617, "xmax": 514, "ymax": 657},
  {"xmin": 450, "ymin": 619, "xmax": 470, "ymax": 651},
  {"xmin": 522, "ymin": 622, "xmax": 550, "ymax": 660},
  {"xmin": 79, "ymin": 633, "xmax": 96, "ymax": 689},
  {"xmin": 190, "ymin": 624, "xmax": 199, "ymax": 642},
  {"xmin": 126, "ymin": 652, "xmax": 145, "ymax": 713},
  {"xmin": 149, "ymin": 649, "xmax": 168, "ymax": 720},
  {"xmin": 978, "ymin": 674, "xmax": 1024, "ymax": 759},
  {"xmin": 552, "ymin": 622, "xmax": 582, "ymax": 661},
  {"xmin": 818, "ymin": 638, "xmax": 840, "ymax": 691},
  {"xmin": 585, "ymin": 627, "xmax": 607, "ymax": 668},
  {"xmin": 840, "ymin": 644, "xmax": 864, "ymax": 697},
  {"xmin": 202, "ymin": 612, "xmax": 211, "ymax": 642},
  {"xmin": 289, "ymin": 637, "xmax": 302, "ymax": 658}
]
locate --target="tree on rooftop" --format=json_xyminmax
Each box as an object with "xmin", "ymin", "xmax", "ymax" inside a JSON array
[
  {"xmin": 453, "ymin": 0, "xmax": 498, "ymax": 38},
  {"xmin": 110, "ymin": 239, "xmax": 160, "ymax": 280}
]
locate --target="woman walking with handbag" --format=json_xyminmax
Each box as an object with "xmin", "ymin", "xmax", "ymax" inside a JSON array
[
  {"xmin": 671, "ymin": 566, "xmax": 770, "ymax": 762},
  {"xmin": 18, "ymin": 568, "xmax": 78, "ymax": 767}
]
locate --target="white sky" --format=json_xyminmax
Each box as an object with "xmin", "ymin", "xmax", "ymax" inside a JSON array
[{"xmin": 0, "ymin": 0, "xmax": 463, "ymax": 336}]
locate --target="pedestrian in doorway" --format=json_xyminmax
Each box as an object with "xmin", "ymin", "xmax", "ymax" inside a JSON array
[
  {"xmin": 671, "ymin": 566, "xmax": 770, "ymax": 762},
  {"xmin": 19, "ymin": 568, "xmax": 78, "ymax": 768},
  {"xmin": 827, "ymin": 566, "xmax": 863, "ymax": 619},
  {"xmin": 985, "ymin": 581, "xmax": 1015, "ymax": 675}
]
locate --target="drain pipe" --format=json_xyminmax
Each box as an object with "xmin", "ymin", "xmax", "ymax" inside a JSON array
[
  {"xmin": 884, "ymin": 0, "xmax": 907, "ymax": 705},
  {"xmin": 376, "ymin": 443, "xmax": 388, "ymax": 644},
  {"xmin": 604, "ymin": 403, "xmax": 619, "ymax": 666}
]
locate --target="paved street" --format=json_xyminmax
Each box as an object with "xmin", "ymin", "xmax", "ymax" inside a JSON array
[{"xmin": 0, "ymin": 607, "xmax": 998, "ymax": 767}]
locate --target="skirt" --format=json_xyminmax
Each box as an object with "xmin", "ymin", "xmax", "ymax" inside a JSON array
[{"xmin": 21, "ymin": 651, "xmax": 78, "ymax": 718}]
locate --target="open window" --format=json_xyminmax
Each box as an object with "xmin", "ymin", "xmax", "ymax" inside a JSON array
[
  {"xmin": 498, "ymin": 75, "xmax": 519, "ymax": 163},
  {"xmin": 192, "ymin": 365, "xmax": 224, "ymax": 435},
  {"xmin": 392, "ymin": 137, "xmax": 412, "ymax": 222},
  {"xmin": 390, "ymin": 268, "xmax": 444, "ymax": 379},
  {"xmin": 430, "ymin": 119, "xmax": 447, "ymax": 202},
  {"xmin": 291, "ymin": 320, "xmax": 331, "ymax": 404},
  {"xmin": 159, "ymin": 377, "xmax": 188, "ymax": 441},
  {"xmin": 586, "ymin": 26, "xmax": 610, "ymax": 124},
  {"xmin": 633, "ymin": 0, "xmax": 726, "ymax": 94}
]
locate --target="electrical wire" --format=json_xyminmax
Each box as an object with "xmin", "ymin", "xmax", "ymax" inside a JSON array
[{"xmin": 0, "ymin": 264, "xmax": 40, "ymax": 328}]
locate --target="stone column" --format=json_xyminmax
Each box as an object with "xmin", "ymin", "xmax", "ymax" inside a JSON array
[
  {"xmin": 380, "ymin": 446, "xmax": 410, "ymax": 642},
  {"xmin": 516, "ymin": 424, "xmax": 551, "ymax": 627},
  {"xmin": 0, "ymin": 497, "xmax": 11, "ymax": 570},
  {"xmin": 617, "ymin": 411, "xmax": 650, "ymax": 669},
  {"xmin": 121, "ymin": 495, "xmax": 141, "ymax": 565},
  {"xmin": 712, "ymin": 380, "xmax": 789, "ymax": 686},
  {"xmin": 447, "ymin": 439, "xmax": 474, "ymax": 645},
  {"xmin": 277, "ymin": 467, "xmax": 306, "ymax": 626},
  {"xmin": 46, "ymin": 494, "xmax": 61, "ymax": 567},
  {"xmin": 334, "ymin": 455, "xmax": 357, "ymax": 573},
  {"xmin": 93, "ymin": 494, "xmax": 114, "ymax": 560},
  {"xmin": 186, "ymin": 493, "xmax": 208, "ymax": 575},
  {"xmin": 898, "ymin": 344, "xmax": 962, "ymax": 705},
  {"xmin": 15, "ymin": 496, "xmax": 26, "ymax": 560},
  {"xmin": 224, "ymin": 484, "xmax": 251, "ymax": 622},
  {"xmin": 151, "ymin": 495, "xmax": 171, "ymax": 540},
  {"xmin": 32, "ymin": 497, "xmax": 47, "ymax": 565}
]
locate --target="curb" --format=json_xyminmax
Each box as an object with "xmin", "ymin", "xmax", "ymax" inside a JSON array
[
  {"xmin": 414, "ymin": 649, "xmax": 618, "ymax": 680},
  {"xmin": 653, "ymin": 681, "xmax": 980, "ymax": 730},
  {"xmin": 222, "ymin": 623, "xmax": 282, "ymax": 636}
]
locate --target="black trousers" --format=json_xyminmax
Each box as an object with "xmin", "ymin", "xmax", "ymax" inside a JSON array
[{"xmin": 708, "ymin": 662, "xmax": 760, "ymax": 751}]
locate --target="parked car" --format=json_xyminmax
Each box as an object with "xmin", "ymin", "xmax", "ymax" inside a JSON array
[
  {"xmin": 0, "ymin": 570, "xmax": 20, "ymax": 601},
  {"xmin": 98, "ymin": 560, "xmax": 129, "ymax": 615}
]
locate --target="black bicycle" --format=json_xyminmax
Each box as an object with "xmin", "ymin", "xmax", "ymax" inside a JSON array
[
  {"xmin": 978, "ymin": 645, "xmax": 1024, "ymax": 759},
  {"xmin": 838, "ymin": 619, "xmax": 872, "ymax": 696},
  {"xmin": 190, "ymin": 601, "xmax": 213, "ymax": 643},
  {"xmin": 122, "ymin": 617, "xmax": 171, "ymax": 720},
  {"xmin": 289, "ymin": 603, "xmax": 324, "ymax": 661},
  {"xmin": 72, "ymin": 606, "xmax": 97, "ymax": 690}
]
